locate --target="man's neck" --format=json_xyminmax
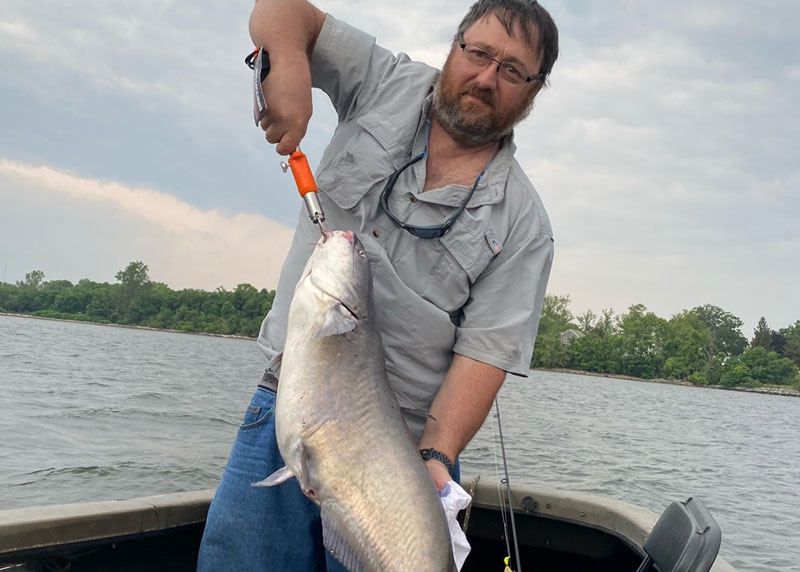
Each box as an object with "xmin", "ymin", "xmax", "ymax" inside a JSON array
[{"xmin": 423, "ymin": 117, "xmax": 498, "ymax": 191}]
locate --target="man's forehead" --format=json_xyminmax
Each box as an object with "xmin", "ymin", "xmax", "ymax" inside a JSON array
[{"xmin": 463, "ymin": 13, "xmax": 542, "ymax": 65}]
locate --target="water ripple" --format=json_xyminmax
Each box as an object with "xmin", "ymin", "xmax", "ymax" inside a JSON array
[{"xmin": 2, "ymin": 315, "xmax": 798, "ymax": 571}]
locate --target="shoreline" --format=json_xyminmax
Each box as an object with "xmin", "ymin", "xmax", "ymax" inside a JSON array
[
  {"xmin": 540, "ymin": 368, "xmax": 800, "ymax": 398},
  {"xmin": 0, "ymin": 312, "xmax": 257, "ymax": 342},
  {"xmin": 4, "ymin": 312, "xmax": 798, "ymax": 397}
]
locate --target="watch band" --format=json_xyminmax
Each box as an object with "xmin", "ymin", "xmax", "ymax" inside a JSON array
[{"xmin": 419, "ymin": 448, "xmax": 454, "ymax": 476}]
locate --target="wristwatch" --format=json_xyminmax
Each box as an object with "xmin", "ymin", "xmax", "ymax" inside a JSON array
[{"xmin": 419, "ymin": 448, "xmax": 454, "ymax": 476}]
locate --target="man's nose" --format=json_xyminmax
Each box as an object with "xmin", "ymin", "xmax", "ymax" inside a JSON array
[{"xmin": 473, "ymin": 63, "xmax": 499, "ymax": 90}]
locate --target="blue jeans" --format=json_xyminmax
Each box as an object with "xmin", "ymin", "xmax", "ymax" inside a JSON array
[
  {"xmin": 197, "ymin": 388, "xmax": 348, "ymax": 572},
  {"xmin": 197, "ymin": 387, "xmax": 460, "ymax": 571}
]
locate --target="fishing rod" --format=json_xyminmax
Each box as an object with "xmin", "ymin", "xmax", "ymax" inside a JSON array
[{"xmin": 493, "ymin": 397, "xmax": 523, "ymax": 572}]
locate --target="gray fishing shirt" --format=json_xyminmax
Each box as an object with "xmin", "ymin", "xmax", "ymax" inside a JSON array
[{"xmin": 257, "ymin": 14, "xmax": 554, "ymax": 440}]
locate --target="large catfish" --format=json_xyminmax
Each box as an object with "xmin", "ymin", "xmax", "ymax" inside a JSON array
[{"xmin": 256, "ymin": 230, "xmax": 456, "ymax": 571}]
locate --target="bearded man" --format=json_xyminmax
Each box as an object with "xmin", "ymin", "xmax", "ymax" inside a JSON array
[{"xmin": 198, "ymin": 0, "xmax": 559, "ymax": 570}]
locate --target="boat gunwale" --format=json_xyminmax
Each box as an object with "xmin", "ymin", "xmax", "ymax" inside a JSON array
[{"xmin": 0, "ymin": 482, "xmax": 737, "ymax": 571}]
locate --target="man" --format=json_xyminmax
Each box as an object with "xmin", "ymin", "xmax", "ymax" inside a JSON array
[{"xmin": 198, "ymin": 0, "xmax": 558, "ymax": 570}]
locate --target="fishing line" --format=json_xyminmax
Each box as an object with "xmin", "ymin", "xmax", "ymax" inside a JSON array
[
  {"xmin": 488, "ymin": 407, "xmax": 511, "ymax": 560},
  {"xmin": 494, "ymin": 397, "xmax": 523, "ymax": 572},
  {"xmin": 489, "ymin": 397, "xmax": 522, "ymax": 571}
]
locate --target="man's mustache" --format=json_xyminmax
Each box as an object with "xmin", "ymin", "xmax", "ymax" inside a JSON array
[{"xmin": 461, "ymin": 85, "xmax": 494, "ymax": 106}]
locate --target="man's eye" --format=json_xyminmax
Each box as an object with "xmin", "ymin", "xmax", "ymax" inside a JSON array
[
  {"xmin": 502, "ymin": 63, "xmax": 523, "ymax": 78},
  {"xmin": 468, "ymin": 48, "xmax": 490, "ymax": 61}
]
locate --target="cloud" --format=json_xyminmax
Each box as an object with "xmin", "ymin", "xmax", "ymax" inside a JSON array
[
  {"xmin": 0, "ymin": 159, "xmax": 294, "ymax": 291},
  {"xmin": 2, "ymin": 0, "xmax": 798, "ymax": 335},
  {"xmin": 0, "ymin": 0, "xmax": 253, "ymax": 118}
]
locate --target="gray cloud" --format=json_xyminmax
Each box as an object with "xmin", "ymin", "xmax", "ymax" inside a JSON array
[{"xmin": 1, "ymin": 0, "xmax": 797, "ymax": 333}]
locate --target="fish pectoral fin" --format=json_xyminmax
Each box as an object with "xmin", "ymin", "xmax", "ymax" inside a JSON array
[
  {"xmin": 314, "ymin": 302, "xmax": 358, "ymax": 339},
  {"xmin": 321, "ymin": 500, "xmax": 374, "ymax": 572},
  {"xmin": 251, "ymin": 465, "xmax": 295, "ymax": 487}
]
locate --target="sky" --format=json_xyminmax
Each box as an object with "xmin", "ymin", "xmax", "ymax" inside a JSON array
[{"xmin": 1, "ymin": 0, "xmax": 798, "ymax": 335}]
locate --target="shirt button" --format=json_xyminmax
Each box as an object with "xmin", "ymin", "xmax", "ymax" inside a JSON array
[
  {"xmin": 410, "ymin": 195, "xmax": 417, "ymax": 203},
  {"xmin": 372, "ymin": 230, "xmax": 380, "ymax": 238}
]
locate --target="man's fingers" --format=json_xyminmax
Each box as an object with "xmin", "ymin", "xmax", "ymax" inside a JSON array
[
  {"xmin": 275, "ymin": 137, "xmax": 299, "ymax": 156},
  {"xmin": 264, "ymin": 127, "xmax": 301, "ymax": 156},
  {"xmin": 264, "ymin": 123, "xmax": 284, "ymax": 145}
]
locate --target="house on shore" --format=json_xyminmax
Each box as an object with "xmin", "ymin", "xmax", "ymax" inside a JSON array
[{"xmin": 560, "ymin": 328, "xmax": 584, "ymax": 346}]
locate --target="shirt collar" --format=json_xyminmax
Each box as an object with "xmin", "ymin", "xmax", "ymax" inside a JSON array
[{"xmin": 409, "ymin": 92, "xmax": 516, "ymax": 208}]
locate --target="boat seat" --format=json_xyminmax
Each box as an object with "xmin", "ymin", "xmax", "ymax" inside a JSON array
[{"xmin": 635, "ymin": 497, "xmax": 721, "ymax": 572}]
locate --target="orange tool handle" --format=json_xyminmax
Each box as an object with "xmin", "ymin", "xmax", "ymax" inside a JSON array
[{"xmin": 288, "ymin": 150, "xmax": 318, "ymax": 196}]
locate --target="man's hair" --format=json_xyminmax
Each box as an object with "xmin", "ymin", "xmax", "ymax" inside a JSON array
[{"xmin": 456, "ymin": 0, "xmax": 559, "ymax": 81}]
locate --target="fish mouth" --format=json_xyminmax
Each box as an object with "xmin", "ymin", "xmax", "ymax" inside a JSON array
[{"xmin": 309, "ymin": 274, "xmax": 361, "ymax": 321}]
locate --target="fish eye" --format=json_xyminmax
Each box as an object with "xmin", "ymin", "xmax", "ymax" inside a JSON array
[{"xmin": 358, "ymin": 250, "xmax": 367, "ymax": 257}]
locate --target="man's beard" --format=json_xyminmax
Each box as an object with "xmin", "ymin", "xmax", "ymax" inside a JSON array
[{"xmin": 432, "ymin": 58, "xmax": 536, "ymax": 148}]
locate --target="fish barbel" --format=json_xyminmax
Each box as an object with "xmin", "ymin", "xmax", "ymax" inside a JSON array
[{"xmin": 256, "ymin": 229, "xmax": 456, "ymax": 572}]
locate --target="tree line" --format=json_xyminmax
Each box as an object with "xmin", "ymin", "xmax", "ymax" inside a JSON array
[
  {"xmin": 531, "ymin": 295, "xmax": 800, "ymax": 389},
  {"xmin": 2, "ymin": 264, "xmax": 799, "ymax": 389},
  {"xmin": 0, "ymin": 263, "xmax": 273, "ymax": 338}
]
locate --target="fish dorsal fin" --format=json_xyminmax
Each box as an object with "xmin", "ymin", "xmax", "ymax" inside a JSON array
[
  {"xmin": 251, "ymin": 465, "xmax": 294, "ymax": 487},
  {"xmin": 314, "ymin": 302, "xmax": 357, "ymax": 339},
  {"xmin": 321, "ymin": 499, "xmax": 376, "ymax": 572}
]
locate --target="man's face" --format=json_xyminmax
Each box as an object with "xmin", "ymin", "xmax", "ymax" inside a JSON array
[{"xmin": 434, "ymin": 14, "xmax": 544, "ymax": 147}]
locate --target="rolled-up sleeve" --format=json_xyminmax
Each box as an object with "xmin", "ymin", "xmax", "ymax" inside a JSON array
[{"xmin": 453, "ymin": 221, "xmax": 554, "ymax": 377}]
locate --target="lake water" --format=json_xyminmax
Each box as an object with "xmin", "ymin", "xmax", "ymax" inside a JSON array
[{"xmin": 1, "ymin": 314, "xmax": 797, "ymax": 572}]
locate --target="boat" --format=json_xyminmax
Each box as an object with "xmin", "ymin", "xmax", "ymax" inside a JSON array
[{"xmin": 0, "ymin": 476, "xmax": 736, "ymax": 571}]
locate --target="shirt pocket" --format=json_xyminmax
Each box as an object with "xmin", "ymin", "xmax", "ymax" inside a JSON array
[
  {"xmin": 316, "ymin": 110, "xmax": 404, "ymax": 210},
  {"xmin": 395, "ymin": 216, "xmax": 503, "ymax": 316}
]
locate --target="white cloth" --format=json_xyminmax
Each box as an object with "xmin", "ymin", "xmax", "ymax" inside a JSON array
[{"xmin": 439, "ymin": 481, "xmax": 473, "ymax": 570}]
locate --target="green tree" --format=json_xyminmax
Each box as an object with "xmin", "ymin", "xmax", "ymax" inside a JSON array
[
  {"xmin": 779, "ymin": 321, "xmax": 800, "ymax": 367},
  {"xmin": 531, "ymin": 294, "xmax": 575, "ymax": 368},
  {"xmin": 689, "ymin": 353, "xmax": 725, "ymax": 386},
  {"xmin": 720, "ymin": 364, "xmax": 755, "ymax": 387},
  {"xmin": 616, "ymin": 304, "xmax": 667, "ymax": 379},
  {"xmin": 576, "ymin": 309, "xmax": 596, "ymax": 334},
  {"xmin": 691, "ymin": 304, "xmax": 747, "ymax": 357},
  {"xmin": 751, "ymin": 317, "xmax": 772, "ymax": 349},
  {"xmin": 593, "ymin": 308, "xmax": 617, "ymax": 337},
  {"xmin": 662, "ymin": 311, "xmax": 713, "ymax": 380},
  {"xmin": 116, "ymin": 261, "xmax": 150, "ymax": 295},
  {"xmin": 722, "ymin": 346, "xmax": 799, "ymax": 386},
  {"xmin": 568, "ymin": 332, "xmax": 620, "ymax": 373},
  {"xmin": 16, "ymin": 270, "xmax": 45, "ymax": 290},
  {"xmin": 54, "ymin": 290, "xmax": 89, "ymax": 314},
  {"xmin": 114, "ymin": 261, "xmax": 153, "ymax": 323}
]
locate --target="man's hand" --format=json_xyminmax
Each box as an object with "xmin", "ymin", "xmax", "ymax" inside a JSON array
[
  {"xmin": 425, "ymin": 458, "xmax": 452, "ymax": 491},
  {"xmin": 249, "ymin": 0, "xmax": 325, "ymax": 155},
  {"xmin": 258, "ymin": 58, "xmax": 313, "ymax": 155}
]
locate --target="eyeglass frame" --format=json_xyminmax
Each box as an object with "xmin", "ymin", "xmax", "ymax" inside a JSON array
[{"xmin": 458, "ymin": 35, "xmax": 545, "ymax": 85}]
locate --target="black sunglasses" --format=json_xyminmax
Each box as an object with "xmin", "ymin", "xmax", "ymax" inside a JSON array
[{"xmin": 380, "ymin": 149, "xmax": 490, "ymax": 240}]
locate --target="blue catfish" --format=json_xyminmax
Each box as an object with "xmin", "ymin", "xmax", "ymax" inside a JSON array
[{"xmin": 256, "ymin": 229, "xmax": 456, "ymax": 571}]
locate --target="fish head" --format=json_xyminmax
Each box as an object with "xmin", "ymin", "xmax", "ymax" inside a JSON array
[{"xmin": 305, "ymin": 230, "xmax": 371, "ymax": 322}]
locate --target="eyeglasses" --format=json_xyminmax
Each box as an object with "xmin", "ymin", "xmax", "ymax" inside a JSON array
[
  {"xmin": 380, "ymin": 143, "xmax": 497, "ymax": 240},
  {"xmin": 458, "ymin": 36, "xmax": 545, "ymax": 85}
]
